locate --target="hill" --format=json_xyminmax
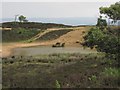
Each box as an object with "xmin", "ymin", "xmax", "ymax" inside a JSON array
[
  {"xmin": 2, "ymin": 22, "xmax": 72, "ymax": 29},
  {"xmin": 2, "ymin": 21, "xmax": 73, "ymax": 42},
  {"xmin": 38, "ymin": 27, "xmax": 90, "ymax": 47}
]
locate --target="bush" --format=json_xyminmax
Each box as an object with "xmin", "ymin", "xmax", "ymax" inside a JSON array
[
  {"xmin": 83, "ymin": 27, "xmax": 120, "ymax": 59},
  {"xmin": 88, "ymin": 75, "xmax": 97, "ymax": 82},
  {"xmin": 83, "ymin": 1, "xmax": 120, "ymax": 60},
  {"xmin": 55, "ymin": 80, "xmax": 61, "ymax": 88}
]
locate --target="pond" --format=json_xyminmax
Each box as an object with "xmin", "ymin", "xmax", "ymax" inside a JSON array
[{"xmin": 12, "ymin": 46, "xmax": 97, "ymax": 56}]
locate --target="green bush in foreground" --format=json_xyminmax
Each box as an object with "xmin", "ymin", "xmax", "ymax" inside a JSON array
[{"xmin": 55, "ymin": 80, "xmax": 61, "ymax": 88}]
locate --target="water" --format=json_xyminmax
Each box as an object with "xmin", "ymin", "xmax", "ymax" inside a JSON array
[
  {"xmin": 12, "ymin": 46, "xmax": 97, "ymax": 56},
  {"xmin": 1, "ymin": 17, "xmax": 97, "ymax": 26}
]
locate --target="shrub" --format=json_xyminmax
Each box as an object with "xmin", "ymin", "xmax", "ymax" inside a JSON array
[
  {"xmin": 55, "ymin": 80, "xmax": 61, "ymax": 88},
  {"xmin": 10, "ymin": 60, "xmax": 14, "ymax": 64},
  {"xmin": 2, "ymin": 22, "xmax": 71, "ymax": 29},
  {"xmin": 102, "ymin": 67, "xmax": 120, "ymax": 77},
  {"xmin": 88, "ymin": 75, "xmax": 97, "ymax": 82},
  {"xmin": 83, "ymin": 27, "xmax": 119, "ymax": 59}
]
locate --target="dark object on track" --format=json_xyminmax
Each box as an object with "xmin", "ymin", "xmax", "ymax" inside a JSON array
[{"xmin": 52, "ymin": 42, "xmax": 65, "ymax": 47}]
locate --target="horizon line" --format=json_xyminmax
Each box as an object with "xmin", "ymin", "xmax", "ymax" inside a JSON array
[{"xmin": 1, "ymin": 17, "xmax": 98, "ymax": 19}]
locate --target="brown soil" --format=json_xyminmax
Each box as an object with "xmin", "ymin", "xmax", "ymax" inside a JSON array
[{"xmin": 42, "ymin": 27, "xmax": 89, "ymax": 47}]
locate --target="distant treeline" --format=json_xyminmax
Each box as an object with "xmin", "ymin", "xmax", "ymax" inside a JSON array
[{"xmin": 2, "ymin": 22, "xmax": 72, "ymax": 29}]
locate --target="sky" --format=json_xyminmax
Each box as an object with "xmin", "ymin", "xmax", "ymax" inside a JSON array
[
  {"xmin": 2, "ymin": 2, "xmax": 117, "ymax": 18},
  {"xmin": 1, "ymin": 0, "xmax": 119, "ymax": 2}
]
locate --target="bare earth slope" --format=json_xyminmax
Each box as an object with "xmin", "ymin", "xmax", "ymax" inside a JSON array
[{"xmin": 41, "ymin": 27, "xmax": 90, "ymax": 47}]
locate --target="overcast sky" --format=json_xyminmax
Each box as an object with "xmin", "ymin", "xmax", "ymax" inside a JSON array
[{"xmin": 2, "ymin": 2, "xmax": 117, "ymax": 18}]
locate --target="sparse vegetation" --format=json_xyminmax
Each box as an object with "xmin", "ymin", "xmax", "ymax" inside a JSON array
[
  {"xmin": 2, "ymin": 2, "xmax": 120, "ymax": 89},
  {"xmin": 102, "ymin": 67, "xmax": 120, "ymax": 77},
  {"xmin": 38, "ymin": 29, "xmax": 72, "ymax": 41},
  {"xmin": 2, "ymin": 22, "xmax": 72, "ymax": 29},
  {"xmin": 2, "ymin": 28, "xmax": 40, "ymax": 42},
  {"xmin": 2, "ymin": 53, "xmax": 119, "ymax": 88},
  {"xmin": 55, "ymin": 80, "xmax": 61, "ymax": 88}
]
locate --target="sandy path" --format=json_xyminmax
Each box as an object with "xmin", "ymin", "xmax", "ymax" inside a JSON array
[
  {"xmin": 28, "ymin": 27, "xmax": 75, "ymax": 41},
  {"xmin": 40, "ymin": 27, "xmax": 89, "ymax": 47},
  {"xmin": 2, "ymin": 42, "xmax": 46, "ymax": 57}
]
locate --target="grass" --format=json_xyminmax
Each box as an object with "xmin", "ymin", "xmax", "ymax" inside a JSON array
[
  {"xmin": 2, "ymin": 28, "xmax": 73, "ymax": 43},
  {"xmin": 2, "ymin": 28, "xmax": 40, "ymax": 42},
  {"xmin": 38, "ymin": 29, "xmax": 73, "ymax": 41},
  {"xmin": 2, "ymin": 53, "xmax": 119, "ymax": 88},
  {"xmin": 55, "ymin": 80, "xmax": 61, "ymax": 88},
  {"xmin": 102, "ymin": 67, "xmax": 120, "ymax": 77},
  {"xmin": 88, "ymin": 75, "xmax": 97, "ymax": 82},
  {"xmin": 2, "ymin": 22, "xmax": 72, "ymax": 29}
]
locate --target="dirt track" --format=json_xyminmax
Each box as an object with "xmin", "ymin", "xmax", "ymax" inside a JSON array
[{"xmin": 42, "ymin": 27, "xmax": 89, "ymax": 46}]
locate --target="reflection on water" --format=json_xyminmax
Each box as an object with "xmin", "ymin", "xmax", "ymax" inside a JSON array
[{"xmin": 12, "ymin": 46, "xmax": 97, "ymax": 56}]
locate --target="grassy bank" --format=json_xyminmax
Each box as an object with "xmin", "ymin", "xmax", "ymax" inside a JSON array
[
  {"xmin": 2, "ymin": 53, "xmax": 119, "ymax": 88},
  {"xmin": 2, "ymin": 28, "xmax": 73, "ymax": 43},
  {"xmin": 2, "ymin": 28, "xmax": 41, "ymax": 42},
  {"xmin": 38, "ymin": 29, "xmax": 73, "ymax": 41}
]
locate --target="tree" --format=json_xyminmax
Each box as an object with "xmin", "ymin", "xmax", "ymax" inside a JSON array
[
  {"xmin": 83, "ymin": 2, "xmax": 120, "ymax": 59},
  {"xmin": 83, "ymin": 27, "xmax": 120, "ymax": 59},
  {"xmin": 83, "ymin": 28, "xmax": 105, "ymax": 49},
  {"xmin": 23, "ymin": 19, "xmax": 28, "ymax": 22},
  {"xmin": 96, "ymin": 16, "xmax": 107, "ymax": 30},
  {"xmin": 18, "ymin": 15, "xmax": 27, "ymax": 22},
  {"xmin": 99, "ymin": 2, "xmax": 120, "ymax": 22}
]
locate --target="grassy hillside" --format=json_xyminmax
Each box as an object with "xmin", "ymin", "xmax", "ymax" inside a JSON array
[
  {"xmin": 38, "ymin": 29, "xmax": 73, "ymax": 41},
  {"xmin": 2, "ymin": 28, "xmax": 73, "ymax": 42},
  {"xmin": 2, "ymin": 22, "xmax": 72, "ymax": 29},
  {"xmin": 2, "ymin": 28, "xmax": 40, "ymax": 42},
  {"xmin": 2, "ymin": 53, "xmax": 119, "ymax": 88}
]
